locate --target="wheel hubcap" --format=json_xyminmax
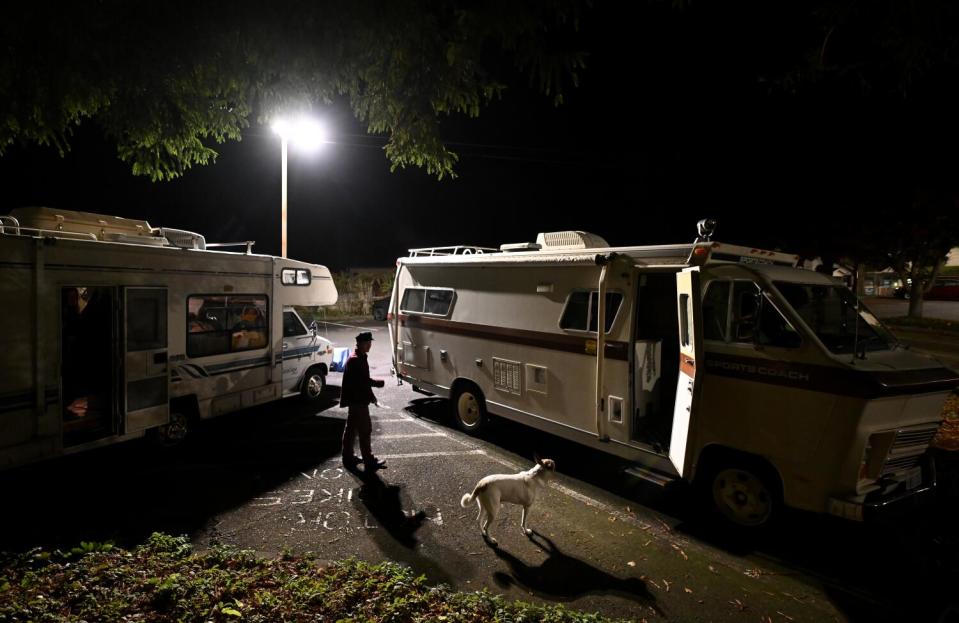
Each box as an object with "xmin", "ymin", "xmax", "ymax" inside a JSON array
[
  {"xmin": 458, "ymin": 392, "xmax": 480, "ymax": 426},
  {"xmin": 712, "ymin": 468, "xmax": 772, "ymax": 527},
  {"xmin": 307, "ymin": 374, "xmax": 323, "ymax": 398},
  {"xmin": 164, "ymin": 413, "xmax": 188, "ymax": 443}
]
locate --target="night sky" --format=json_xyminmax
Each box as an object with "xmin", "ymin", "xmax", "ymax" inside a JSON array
[{"xmin": 1, "ymin": 4, "xmax": 952, "ymax": 270}]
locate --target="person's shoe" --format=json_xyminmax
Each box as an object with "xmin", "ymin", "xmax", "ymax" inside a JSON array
[
  {"xmin": 342, "ymin": 455, "xmax": 361, "ymax": 468},
  {"xmin": 364, "ymin": 458, "xmax": 387, "ymax": 471}
]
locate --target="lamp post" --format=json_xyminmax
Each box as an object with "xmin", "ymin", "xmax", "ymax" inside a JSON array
[{"xmin": 271, "ymin": 117, "xmax": 327, "ymax": 258}]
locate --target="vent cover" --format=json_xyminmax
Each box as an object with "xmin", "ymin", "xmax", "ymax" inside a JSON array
[
  {"xmin": 535, "ymin": 231, "xmax": 609, "ymax": 250},
  {"xmin": 158, "ymin": 227, "xmax": 207, "ymax": 250},
  {"xmin": 493, "ymin": 358, "xmax": 522, "ymax": 395}
]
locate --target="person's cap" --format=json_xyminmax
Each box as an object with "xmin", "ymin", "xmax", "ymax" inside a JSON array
[{"xmin": 356, "ymin": 331, "xmax": 374, "ymax": 343}]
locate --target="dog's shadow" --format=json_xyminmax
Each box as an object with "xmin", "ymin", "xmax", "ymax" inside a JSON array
[
  {"xmin": 492, "ymin": 532, "xmax": 659, "ymax": 609},
  {"xmin": 350, "ymin": 466, "xmax": 426, "ymax": 548}
]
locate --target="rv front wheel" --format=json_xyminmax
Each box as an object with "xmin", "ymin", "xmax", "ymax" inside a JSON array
[
  {"xmin": 708, "ymin": 464, "xmax": 778, "ymax": 528},
  {"xmin": 301, "ymin": 367, "xmax": 327, "ymax": 402},
  {"xmin": 452, "ymin": 384, "xmax": 487, "ymax": 434}
]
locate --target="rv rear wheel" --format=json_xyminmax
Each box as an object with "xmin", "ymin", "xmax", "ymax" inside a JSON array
[
  {"xmin": 707, "ymin": 462, "xmax": 779, "ymax": 528},
  {"xmin": 301, "ymin": 367, "xmax": 327, "ymax": 402},
  {"xmin": 451, "ymin": 384, "xmax": 487, "ymax": 434},
  {"xmin": 152, "ymin": 411, "xmax": 190, "ymax": 448}
]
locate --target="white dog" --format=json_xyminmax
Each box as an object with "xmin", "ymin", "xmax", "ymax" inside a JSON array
[{"xmin": 460, "ymin": 456, "xmax": 556, "ymax": 545}]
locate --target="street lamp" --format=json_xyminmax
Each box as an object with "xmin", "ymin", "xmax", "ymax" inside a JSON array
[{"xmin": 271, "ymin": 116, "xmax": 328, "ymax": 258}]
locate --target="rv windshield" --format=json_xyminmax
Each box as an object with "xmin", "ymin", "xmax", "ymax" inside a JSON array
[{"xmin": 773, "ymin": 282, "xmax": 896, "ymax": 355}]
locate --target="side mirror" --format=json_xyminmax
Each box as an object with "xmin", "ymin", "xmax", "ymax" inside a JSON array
[{"xmin": 308, "ymin": 320, "xmax": 318, "ymax": 335}]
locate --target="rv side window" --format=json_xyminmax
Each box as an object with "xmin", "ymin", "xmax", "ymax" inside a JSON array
[
  {"xmin": 425, "ymin": 289, "xmax": 454, "ymax": 315},
  {"xmin": 127, "ymin": 289, "xmax": 167, "ymax": 351},
  {"xmin": 401, "ymin": 288, "xmax": 426, "ymax": 313},
  {"xmin": 726, "ymin": 281, "xmax": 801, "ymax": 348},
  {"xmin": 400, "ymin": 288, "xmax": 454, "ymax": 316},
  {"xmin": 679, "ymin": 294, "xmax": 691, "ymax": 347},
  {"xmin": 560, "ymin": 290, "xmax": 623, "ymax": 333},
  {"xmin": 187, "ymin": 295, "xmax": 269, "ymax": 357},
  {"xmin": 283, "ymin": 310, "xmax": 308, "ymax": 337},
  {"xmin": 281, "ymin": 268, "xmax": 311, "ymax": 286},
  {"xmin": 702, "ymin": 281, "xmax": 730, "ymax": 341}
]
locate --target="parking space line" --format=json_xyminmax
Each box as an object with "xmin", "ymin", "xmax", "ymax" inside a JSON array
[
  {"xmin": 380, "ymin": 433, "xmax": 446, "ymax": 439},
  {"xmin": 379, "ymin": 449, "xmax": 485, "ymax": 459}
]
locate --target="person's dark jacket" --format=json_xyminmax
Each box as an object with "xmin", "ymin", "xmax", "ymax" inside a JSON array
[{"xmin": 339, "ymin": 351, "xmax": 383, "ymax": 407}]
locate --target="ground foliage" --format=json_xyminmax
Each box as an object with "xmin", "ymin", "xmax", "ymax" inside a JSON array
[
  {"xmin": 0, "ymin": 533, "xmax": 627, "ymax": 623},
  {"xmin": 934, "ymin": 392, "xmax": 959, "ymax": 452}
]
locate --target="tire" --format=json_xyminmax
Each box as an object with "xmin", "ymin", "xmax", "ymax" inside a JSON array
[
  {"xmin": 301, "ymin": 366, "xmax": 327, "ymax": 402},
  {"xmin": 702, "ymin": 459, "xmax": 780, "ymax": 529},
  {"xmin": 450, "ymin": 383, "xmax": 487, "ymax": 435},
  {"xmin": 151, "ymin": 410, "xmax": 190, "ymax": 448}
]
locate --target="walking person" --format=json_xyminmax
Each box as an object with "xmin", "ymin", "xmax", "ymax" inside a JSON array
[{"xmin": 340, "ymin": 331, "xmax": 387, "ymax": 471}]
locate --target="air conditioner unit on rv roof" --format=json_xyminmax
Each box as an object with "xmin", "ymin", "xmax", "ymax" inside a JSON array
[{"xmin": 535, "ymin": 231, "xmax": 609, "ymax": 250}]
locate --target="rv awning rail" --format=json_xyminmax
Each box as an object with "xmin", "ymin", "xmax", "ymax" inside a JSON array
[
  {"xmin": 206, "ymin": 241, "xmax": 256, "ymax": 255},
  {"xmin": 0, "ymin": 222, "xmax": 97, "ymax": 241}
]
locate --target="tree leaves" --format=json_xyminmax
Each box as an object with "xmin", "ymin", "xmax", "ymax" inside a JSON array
[{"xmin": 0, "ymin": 0, "xmax": 587, "ymax": 181}]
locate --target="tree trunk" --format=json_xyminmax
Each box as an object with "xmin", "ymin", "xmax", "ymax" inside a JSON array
[{"xmin": 908, "ymin": 281, "xmax": 924, "ymax": 317}]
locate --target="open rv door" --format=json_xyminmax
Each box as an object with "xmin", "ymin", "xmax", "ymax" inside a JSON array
[
  {"xmin": 668, "ymin": 267, "xmax": 704, "ymax": 477},
  {"xmin": 123, "ymin": 288, "xmax": 170, "ymax": 433}
]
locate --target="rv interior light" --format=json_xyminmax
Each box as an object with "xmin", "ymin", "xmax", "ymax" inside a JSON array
[{"xmin": 536, "ymin": 283, "xmax": 554, "ymax": 293}]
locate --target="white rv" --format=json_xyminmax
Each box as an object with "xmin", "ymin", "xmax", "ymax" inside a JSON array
[
  {"xmin": 388, "ymin": 227, "xmax": 958, "ymax": 527},
  {"xmin": 0, "ymin": 207, "xmax": 337, "ymax": 470}
]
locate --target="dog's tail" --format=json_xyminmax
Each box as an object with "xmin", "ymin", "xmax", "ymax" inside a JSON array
[{"xmin": 460, "ymin": 483, "xmax": 486, "ymax": 507}]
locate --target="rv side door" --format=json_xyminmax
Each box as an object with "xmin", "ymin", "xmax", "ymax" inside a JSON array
[
  {"xmin": 123, "ymin": 288, "xmax": 169, "ymax": 433},
  {"xmin": 669, "ymin": 268, "xmax": 704, "ymax": 477}
]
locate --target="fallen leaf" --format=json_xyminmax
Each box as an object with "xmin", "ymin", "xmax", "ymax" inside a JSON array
[
  {"xmin": 684, "ymin": 587, "xmax": 694, "ymax": 594},
  {"xmin": 627, "ymin": 561, "xmax": 636, "ymax": 567},
  {"xmin": 777, "ymin": 611, "xmax": 794, "ymax": 621},
  {"xmin": 670, "ymin": 543, "xmax": 688, "ymax": 561},
  {"xmin": 643, "ymin": 540, "xmax": 652, "ymax": 547},
  {"xmin": 729, "ymin": 599, "xmax": 746, "ymax": 611},
  {"xmin": 663, "ymin": 579, "xmax": 671, "ymax": 592},
  {"xmin": 708, "ymin": 565, "xmax": 718, "ymax": 574}
]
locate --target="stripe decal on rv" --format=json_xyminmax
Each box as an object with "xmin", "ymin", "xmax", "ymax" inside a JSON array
[
  {"xmin": 282, "ymin": 345, "xmax": 323, "ymax": 359},
  {"xmin": 399, "ymin": 314, "xmax": 629, "ymax": 361},
  {"xmin": 703, "ymin": 352, "xmax": 959, "ymax": 398},
  {"xmin": 175, "ymin": 355, "xmax": 273, "ymax": 379}
]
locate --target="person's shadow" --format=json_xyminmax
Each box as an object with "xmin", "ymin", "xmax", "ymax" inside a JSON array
[
  {"xmin": 492, "ymin": 531, "xmax": 660, "ymax": 611},
  {"xmin": 349, "ymin": 466, "xmax": 427, "ymax": 548}
]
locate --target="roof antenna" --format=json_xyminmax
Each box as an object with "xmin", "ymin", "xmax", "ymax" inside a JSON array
[{"xmin": 694, "ymin": 218, "xmax": 717, "ymax": 244}]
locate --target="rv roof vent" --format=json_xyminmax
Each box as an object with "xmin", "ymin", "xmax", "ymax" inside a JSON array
[
  {"xmin": 158, "ymin": 227, "xmax": 207, "ymax": 250},
  {"xmin": 535, "ymin": 231, "xmax": 609, "ymax": 250},
  {"xmin": 500, "ymin": 242, "xmax": 542, "ymax": 252}
]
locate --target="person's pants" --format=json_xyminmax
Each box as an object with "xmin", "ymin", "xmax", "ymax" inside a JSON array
[{"xmin": 342, "ymin": 404, "xmax": 373, "ymax": 462}]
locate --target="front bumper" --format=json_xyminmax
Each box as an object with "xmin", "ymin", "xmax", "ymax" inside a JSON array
[{"xmin": 827, "ymin": 454, "xmax": 937, "ymax": 522}]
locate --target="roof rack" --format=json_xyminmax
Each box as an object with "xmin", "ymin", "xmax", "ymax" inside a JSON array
[{"xmin": 407, "ymin": 245, "xmax": 498, "ymax": 257}]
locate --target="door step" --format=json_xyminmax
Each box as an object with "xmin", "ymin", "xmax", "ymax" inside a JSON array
[{"xmin": 624, "ymin": 465, "xmax": 680, "ymax": 488}]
